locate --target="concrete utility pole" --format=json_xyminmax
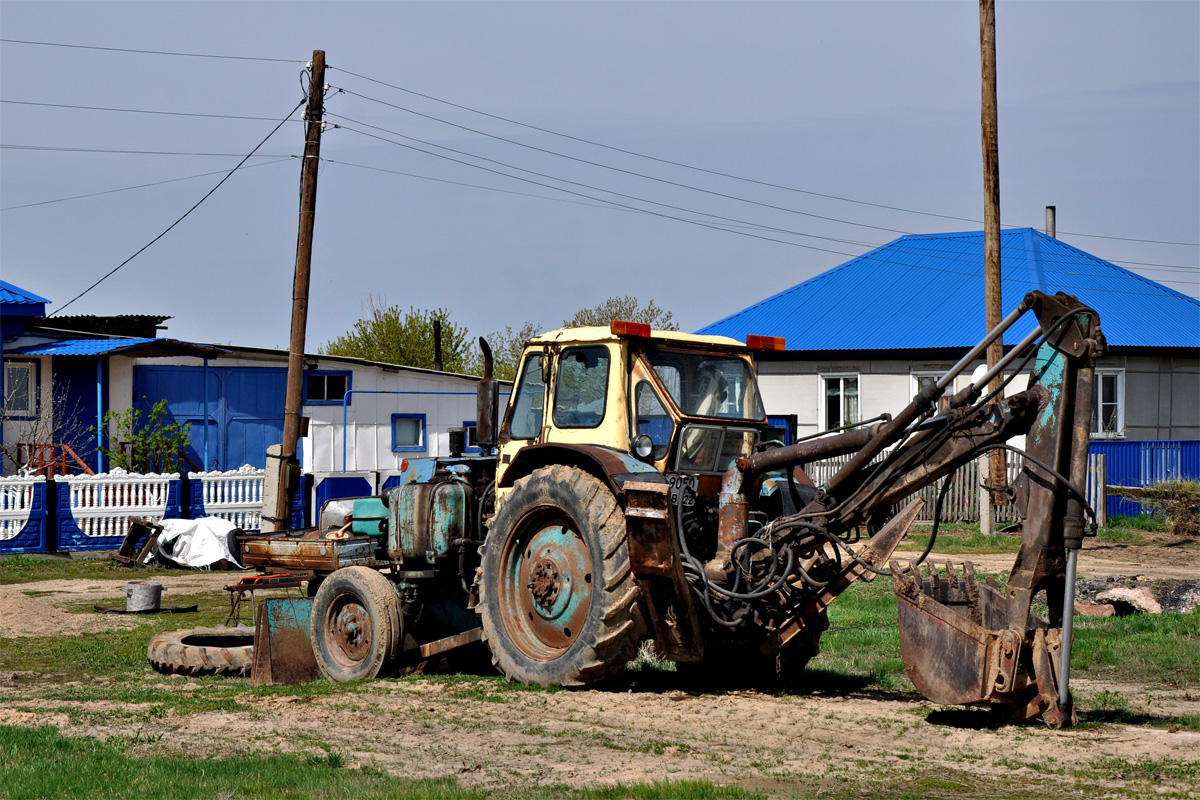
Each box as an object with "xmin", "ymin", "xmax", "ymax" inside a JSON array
[
  {"xmin": 265, "ymin": 50, "xmax": 325, "ymax": 532},
  {"xmin": 980, "ymin": 1, "xmax": 1002, "ymax": 536}
]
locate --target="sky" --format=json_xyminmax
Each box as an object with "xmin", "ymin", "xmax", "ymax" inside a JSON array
[{"xmin": 2, "ymin": 1, "xmax": 1197, "ymax": 352}]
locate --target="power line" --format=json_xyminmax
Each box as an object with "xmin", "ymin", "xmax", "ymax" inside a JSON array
[
  {"xmin": 49, "ymin": 100, "xmax": 305, "ymax": 316},
  {"xmin": 329, "ymin": 65, "xmax": 1200, "ymax": 248},
  {"xmin": 0, "ymin": 38, "xmax": 304, "ymax": 63},
  {"xmin": 329, "ymin": 113, "xmax": 881, "ymax": 249},
  {"xmin": 330, "ymin": 114, "xmax": 1197, "ymax": 292},
  {"xmin": 1, "ymin": 145, "xmax": 294, "ymax": 158},
  {"xmin": 332, "ymin": 85, "xmax": 914, "ymax": 238},
  {"xmin": 1, "ymin": 158, "xmax": 297, "ymax": 212},
  {"xmin": 333, "ymin": 123, "xmax": 1189, "ymax": 299},
  {"xmin": 2, "ymin": 99, "xmax": 302, "ymax": 122},
  {"xmin": 331, "ymin": 88, "xmax": 1199, "ymax": 273}
]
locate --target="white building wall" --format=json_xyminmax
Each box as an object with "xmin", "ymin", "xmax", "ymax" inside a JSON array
[{"xmin": 131, "ymin": 352, "xmax": 492, "ymax": 474}]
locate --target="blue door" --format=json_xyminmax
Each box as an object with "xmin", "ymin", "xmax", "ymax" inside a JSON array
[{"xmin": 133, "ymin": 366, "xmax": 286, "ymax": 470}]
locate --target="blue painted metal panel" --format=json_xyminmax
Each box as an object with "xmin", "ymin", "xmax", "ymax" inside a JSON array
[
  {"xmin": 314, "ymin": 475, "xmax": 375, "ymax": 516},
  {"xmin": 292, "ymin": 474, "xmax": 311, "ymax": 529},
  {"xmin": 1090, "ymin": 440, "xmax": 1200, "ymax": 518},
  {"xmin": 0, "ymin": 481, "xmax": 49, "ymax": 554},
  {"xmin": 697, "ymin": 229, "xmax": 1200, "ymax": 351},
  {"xmin": 52, "ymin": 357, "xmax": 105, "ymax": 471},
  {"xmin": 135, "ymin": 366, "xmax": 285, "ymax": 470}
]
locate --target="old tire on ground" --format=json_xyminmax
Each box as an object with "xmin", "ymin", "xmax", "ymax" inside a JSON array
[
  {"xmin": 476, "ymin": 465, "xmax": 645, "ymax": 687},
  {"xmin": 146, "ymin": 625, "xmax": 254, "ymax": 677},
  {"xmin": 309, "ymin": 566, "xmax": 402, "ymax": 682}
]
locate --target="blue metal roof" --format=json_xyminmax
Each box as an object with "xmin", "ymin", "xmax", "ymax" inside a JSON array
[
  {"xmin": 7, "ymin": 338, "xmax": 226, "ymax": 358},
  {"xmin": 0, "ymin": 280, "xmax": 49, "ymax": 306},
  {"xmin": 696, "ymin": 229, "xmax": 1199, "ymax": 350}
]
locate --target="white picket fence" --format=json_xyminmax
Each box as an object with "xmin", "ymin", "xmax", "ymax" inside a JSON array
[
  {"xmin": 61, "ymin": 468, "xmax": 178, "ymax": 540},
  {"xmin": 804, "ymin": 452, "xmax": 1107, "ymax": 524},
  {"xmin": 189, "ymin": 467, "xmax": 265, "ymax": 531},
  {"xmin": 0, "ymin": 474, "xmax": 44, "ymax": 541}
]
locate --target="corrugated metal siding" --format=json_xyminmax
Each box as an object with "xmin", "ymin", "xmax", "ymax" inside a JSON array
[
  {"xmin": 697, "ymin": 229, "xmax": 1199, "ymax": 350},
  {"xmin": 0, "ymin": 280, "xmax": 50, "ymax": 305},
  {"xmin": 7, "ymin": 338, "xmax": 157, "ymax": 356}
]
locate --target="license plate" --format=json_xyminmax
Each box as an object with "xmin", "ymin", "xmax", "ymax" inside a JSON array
[{"xmin": 666, "ymin": 473, "xmax": 698, "ymax": 508}]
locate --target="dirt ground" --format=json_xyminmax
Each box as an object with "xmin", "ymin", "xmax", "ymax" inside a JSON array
[{"xmin": 2, "ymin": 542, "xmax": 1197, "ymax": 798}]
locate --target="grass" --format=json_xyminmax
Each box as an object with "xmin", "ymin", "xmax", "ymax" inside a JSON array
[
  {"xmin": 0, "ymin": 725, "xmax": 767, "ymax": 800},
  {"xmin": 0, "ymin": 554, "xmax": 181, "ymax": 585},
  {"xmin": 1073, "ymin": 606, "xmax": 1200, "ymax": 688}
]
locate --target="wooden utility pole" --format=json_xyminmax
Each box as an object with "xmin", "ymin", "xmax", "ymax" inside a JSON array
[
  {"xmin": 265, "ymin": 49, "xmax": 325, "ymax": 532},
  {"xmin": 980, "ymin": 1, "xmax": 1003, "ymax": 535}
]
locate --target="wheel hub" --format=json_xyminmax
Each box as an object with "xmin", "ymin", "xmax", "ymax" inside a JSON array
[
  {"xmin": 330, "ymin": 600, "xmax": 372, "ymax": 661},
  {"xmin": 529, "ymin": 558, "xmax": 562, "ymax": 609},
  {"xmin": 499, "ymin": 520, "xmax": 593, "ymax": 659}
]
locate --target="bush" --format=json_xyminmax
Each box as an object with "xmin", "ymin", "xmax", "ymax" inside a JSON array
[{"xmin": 1140, "ymin": 480, "xmax": 1200, "ymax": 537}]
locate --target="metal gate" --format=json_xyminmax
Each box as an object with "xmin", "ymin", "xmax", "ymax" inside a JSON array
[{"xmin": 133, "ymin": 365, "xmax": 286, "ymax": 471}]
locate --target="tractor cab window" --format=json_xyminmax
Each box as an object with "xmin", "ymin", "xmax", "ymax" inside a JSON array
[
  {"xmin": 635, "ymin": 381, "xmax": 673, "ymax": 460},
  {"xmin": 641, "ymin": 347, "xmax": 764, "ymax": 421},
  {"xmin": 553, "ymin": 346, "xmax": 610, "ymax": 429},
  {"xmin": 509, "ymin": 353, "xmax": 547, "ymax": 439}
]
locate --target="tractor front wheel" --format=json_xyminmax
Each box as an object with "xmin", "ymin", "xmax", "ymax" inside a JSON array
[
  {"xmin": 477, "ymin": 465, "xmax": 645, "ymax": 687},
  {"xmin": 310, "ymin": 566, "xmax": 403, "ymax": 682}
]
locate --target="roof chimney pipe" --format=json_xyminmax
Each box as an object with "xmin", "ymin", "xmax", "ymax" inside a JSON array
[{"xmin": 1045, "ymin": 206, "xmax": 1056, "ymax": 238}]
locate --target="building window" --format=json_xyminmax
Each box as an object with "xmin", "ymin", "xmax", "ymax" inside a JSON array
[
  {"xmin": 304, "ymin": 371, "xmax": 351, "ymax": 405},
  {"xmin": 1093, "ymin": 370, "xmax": 1124, "ymax": 438},
  {"xmin": 3, "ymin": 361, "xmax": 36, "ymax": 418},
  {"xmin": 462, "ymin": 421, "xmax": 481, "ymax": 453},
  {"xmin": 822, "ymin": 374, "xmax": 859, "ymax": 431},
  {"xmin": 912, "ymin": 371, "xmax": 950, "ymax": 413},
  {"xmin": 391, "ymin": 414, "xmax": 426, "ymax": 452}
]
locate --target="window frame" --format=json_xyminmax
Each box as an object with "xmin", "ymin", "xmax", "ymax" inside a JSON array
[
  {"xmin": 1092, "ymin": 368, "xmax": 1125, "ymax": 439},
  {"xmin": 303, "ymin": 370, "xmax": 352, "ymax": 406},
  {"xmin": 820, "ymin": 372, "xmax": 860, "ymax": 432},
  {"xmin": 505, "ymin": 352, "xmax": 548, "ymax": 441},
  {"xmin": 551, "ymin": 345, "xmax": 611, "ymax": 430},
  {"xmin": 3, "ymin": 360, "xmax": 38, "ymax": 420},
  {"xmin": 462, "ymin": 420, "xmax": 482, "ymax": 453},
  {"xmin": 390, "ymin": 413, "xmax": 427, "ymax": 453}
]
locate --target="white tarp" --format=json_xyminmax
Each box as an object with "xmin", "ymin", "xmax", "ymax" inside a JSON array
[{"xmin": 144, "ymin": 517, "xmax": 246, "ymax": 569}]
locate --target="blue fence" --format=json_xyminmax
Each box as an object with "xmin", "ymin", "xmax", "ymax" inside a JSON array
[
  {"xmin": 1090, "ymin": 440, "xmax": 1200, "ymax": 517},
  {"xmin": 0, "ymin": 478, "xmax": 49, "ymax": 554}
]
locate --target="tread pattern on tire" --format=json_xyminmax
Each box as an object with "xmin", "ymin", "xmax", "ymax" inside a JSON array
[
  {"xmin": 477, "ymin": 465, "xmax": 646, "ymax": 687},
  {"xmin": 146, "ymin": 625, "xmax": 254, "ymax": 677}
]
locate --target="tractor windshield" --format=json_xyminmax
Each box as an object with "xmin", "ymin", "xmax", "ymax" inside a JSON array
[{"xmin": 640, "ymin": 347, "xmax": 765, "ymax": 421}]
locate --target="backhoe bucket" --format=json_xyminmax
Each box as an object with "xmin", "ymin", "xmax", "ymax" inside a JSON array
[{"xmin": 891, "ymin": 560, "xmax": 1073, "ymax": 727}]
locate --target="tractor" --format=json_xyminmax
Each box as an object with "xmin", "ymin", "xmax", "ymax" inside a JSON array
[{"xmin": 236, "ymin": 290, "xmax": 1102, "ymax": 727}]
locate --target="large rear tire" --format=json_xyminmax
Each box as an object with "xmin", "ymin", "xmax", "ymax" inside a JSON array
[
  {"xmin": 310, "ymin": 566, "xmax": 402, "ymax": 682},
  {"xmin": 477, "ymin": 465, "xmax": 645, "ymax": 687}
]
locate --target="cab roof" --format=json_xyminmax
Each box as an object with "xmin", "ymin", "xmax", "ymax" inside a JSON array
[{"xmin": 528, "ymin": 326, "xmax": 747, "ymax": 350}]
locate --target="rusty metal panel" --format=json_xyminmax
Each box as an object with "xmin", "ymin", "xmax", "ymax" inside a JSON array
[
  {"xmin": 239, "ymin": 531, "xmax": 378, "ymax": 571},
  {"xmin": 623, "ymin": 481, "xmax": 704, "ymax": 662},
  {"xmin": 252, "ymin": 598, "xmax": 320, "ymax": 686},
  {"xmin": 388, "ymin": 481, "xmax": 468, "ymax": 563}
]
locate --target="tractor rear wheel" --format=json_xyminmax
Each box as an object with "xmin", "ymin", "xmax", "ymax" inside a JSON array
[
  {"xmin": 477, "ymin": 465, "xmax": 645, "ymax": 687},
  {"xmin": 310, "ymin": 566, "xmax": 403, "ymax": 682}
]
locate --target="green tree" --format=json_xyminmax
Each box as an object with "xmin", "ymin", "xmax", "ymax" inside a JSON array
[
  {"xmin": 479, "ymin": 320, "xmax": 544, "ymax": 382},
  {"xmin": 98, "ymin": 400, "xmax": 192, "ymax": 474},
  {"xmin": 562, "ymin": 295, "xmax": 680, "ymax": 331},
  {"xmin": 322, "ymin": 296, "xmax": 473, "ymax": 373}
]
